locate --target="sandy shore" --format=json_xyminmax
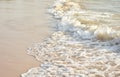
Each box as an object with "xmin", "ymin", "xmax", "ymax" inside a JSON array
[{"xmin": 0, "ymin": 0, "xmax": 53, "ymax": 77}]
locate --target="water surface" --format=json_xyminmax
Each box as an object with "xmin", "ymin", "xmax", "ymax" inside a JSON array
[{"xmin": 82, "ymin": 0, "xmax": 120, "ymax": 14}]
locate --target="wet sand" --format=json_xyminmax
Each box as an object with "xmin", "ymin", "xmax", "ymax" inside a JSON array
[{"xmin": 0, "ymin": 0, "xmax": 53, "ymax": 77}]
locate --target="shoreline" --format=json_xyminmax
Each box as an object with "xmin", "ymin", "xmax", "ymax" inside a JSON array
[{"xmin": 22, "ymin": 0, "xmax": 120, "ymax": 77}]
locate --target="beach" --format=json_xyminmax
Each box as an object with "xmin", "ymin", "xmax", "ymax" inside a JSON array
[
  {"xmin": 0, "ymin": 0, "xmax": 120, "ymax": 77},
  {"xmin": 0, "ymin": 0, "xmax": 53, "ymax": 77}
]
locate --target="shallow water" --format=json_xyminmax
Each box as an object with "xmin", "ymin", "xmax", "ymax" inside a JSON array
[
  {"xmin": 0, "ymin": 0, "xmax": 52, "ymax": 77},
  {"xmin": 82, "ymin": 0, "xmax": 120, "ymax": 27},
  {"xmin": 83, "ymin": 0, "xmax": 120, "ymax": 14}
]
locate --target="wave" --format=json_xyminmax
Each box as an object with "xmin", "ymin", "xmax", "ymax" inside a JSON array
[{"xmin": 21, "ymin": 0, "xmax": 120, "ymax": 77}]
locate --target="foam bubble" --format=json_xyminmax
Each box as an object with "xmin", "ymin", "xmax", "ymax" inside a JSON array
[
  {"xmin": 22, "ymin": 31, "xmax": 120, "ymax": 77},
  {"xmin": 22, "ymin": 0, "xmax": 120, "ymax": 77},
  {"xmin": 48, "ymin": 0, "xmax": 120, "ymax": 41}
]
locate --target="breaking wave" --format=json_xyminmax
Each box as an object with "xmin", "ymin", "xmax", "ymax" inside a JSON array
[{"xmin": 21, "ymin": 0, "xmax": 120, "ymax": 77}]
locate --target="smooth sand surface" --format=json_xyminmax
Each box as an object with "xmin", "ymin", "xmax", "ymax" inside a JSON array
[{"xmin": 0, "ymin": 0, "xmax": 53, "ymax": 77}]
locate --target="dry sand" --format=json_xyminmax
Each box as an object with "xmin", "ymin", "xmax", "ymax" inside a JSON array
[{"xmin": 0, "ymin": 0, "xmax": 53, "ymax": 77}]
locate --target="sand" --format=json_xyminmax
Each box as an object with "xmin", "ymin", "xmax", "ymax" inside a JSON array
[{"xmin": 0, "ymin": 0, "xmax": 53, "ymax": 77}]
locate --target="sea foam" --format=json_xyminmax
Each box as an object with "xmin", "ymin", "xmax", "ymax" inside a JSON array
[{"xmin": 21, "ymin": 0, "xmax": 120, "ymax": 77}]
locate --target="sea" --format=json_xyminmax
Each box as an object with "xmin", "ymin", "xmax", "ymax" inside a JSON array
[{"xmin": 22, "ymin": 0, "xmax": 120, "ymax": 77}]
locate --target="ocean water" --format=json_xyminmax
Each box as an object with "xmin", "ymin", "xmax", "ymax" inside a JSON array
[{"xmin": 22, "ymin": 0, "xmax": 120, "ymax": 77}]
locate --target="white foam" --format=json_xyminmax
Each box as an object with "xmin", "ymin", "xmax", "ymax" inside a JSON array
[
  {"xmin": 22, "ymin": 31, "xmax": 120, "ymax": 77},
  {"xmin": 22, "ymin": 0, "xmax": 120, "ymax": 77},
  {"xmin": 48, "ymin": 0, "xmax": 120, "ymax": 41}
]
